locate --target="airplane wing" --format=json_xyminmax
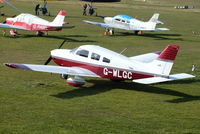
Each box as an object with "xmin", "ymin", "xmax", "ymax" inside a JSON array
[
  {"xmin": 0, "ymin": 23, "xmax": 26, "ymax": 30},
  {"xmin": 4, "ymin": 63, "xmax": 100, "ymax": 78},
  {"xmin": 136, "ymin": 28, "xmax": 170, "ymax": 31},
  {"xmin": 133, "ymin": 73, "xmax": 195, "ymax": 84},
  {"xmin": 83, "ymin": 20, "xmax": 126, "ymax": 29},
  {"xmin": 129, "ymin": 51, "xmax": 161, "ymax": 63},
  {"xmin": 60, "ymin": 26, "xmax": 75, "ymax": 29},
  {"xmin": 156, "ymin": 20, "xmax": 164, "ymax": 25}
]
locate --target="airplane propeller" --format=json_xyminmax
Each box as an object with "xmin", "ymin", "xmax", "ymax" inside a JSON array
[
  {"xmin": 44, "ymin": 56, "xmax": 52, "ymax": 65},
  {"xmin": 44, "ymin": 39, "xmax": 67, "ymax": 65}
]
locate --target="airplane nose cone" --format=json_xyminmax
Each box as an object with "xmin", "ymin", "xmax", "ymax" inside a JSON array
[
  {"xmin": 51, "ymin": 49, "xmax": 71, "ymax": 58},
  {"xmin": 104, "ymin": 17, "xmax": 112, "ymax": 24},
  {"xmin": 51, "ymin": 49, "xmax": 60, "ymax": 57}
]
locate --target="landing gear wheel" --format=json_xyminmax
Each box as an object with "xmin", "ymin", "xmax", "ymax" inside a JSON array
[
  {"xmin": 109, "ymin": 29, "xmax": 114, "ymax": 35},
  {"xmin": 45, "ymin": 31, "xmax": 48, "ymax": 36},
  {"xmin": 60, "ymin": 74, "xmax": 68, "ymax": 79},
  {"xmin": 36, "ymin": 31, "xmax": 44, "ymax": 36},
  {"xmin": 104, "ymin": 28, "xmax": 109, "ymax": 35},
  {"xmin": 134, "ymin": 30, "xmax": 139, "ymax": 35}
]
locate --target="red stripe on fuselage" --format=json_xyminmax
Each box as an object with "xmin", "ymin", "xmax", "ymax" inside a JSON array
[
  {"xmin": 52, "ymin": 57, "xmax": 153, "ymax": 80},
  {"xmin": 6, "ymin": 20, "xmax": 61, "ymax": 31}
]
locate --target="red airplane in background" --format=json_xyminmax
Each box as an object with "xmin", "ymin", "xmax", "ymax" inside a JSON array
[{"xmin": 0, "ymin": 10, "xmax": 74, "ymax": 36}]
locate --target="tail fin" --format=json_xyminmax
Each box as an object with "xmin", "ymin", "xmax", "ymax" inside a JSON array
[
  {"xmin": 148, "ymin": 13, "xmax": 159, "ymax": 23},
  {"xmin": 50, "ymin": 10, "xmax": 66, "ymax": 26},
  {"xmin": 145, "ymin": 13, "xmax": 159, "ymax": 30},
  {"xmin": 148, "ymin": 45, "xmax": 180, "ymax": 76},
  {"xmin": 158, "ymin": 45, "xmax": 179, "ymax": 61}
]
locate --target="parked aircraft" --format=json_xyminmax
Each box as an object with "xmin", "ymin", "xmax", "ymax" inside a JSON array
[
  {"xmin": 4, "ymin": 40, "xmax": 194, "ymax": 86},
  {"xmin": 0, "ymin": 10, "xmax": 74, "ymax": 36},
  {"xmin": 83, "ymin": 13, "xmax": 169, "ymax": 35}
]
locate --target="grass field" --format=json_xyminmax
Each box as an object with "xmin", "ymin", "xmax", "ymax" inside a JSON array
[{"xmin": 0, "ymin": 0, "xmax": 200, "ymax": 134}]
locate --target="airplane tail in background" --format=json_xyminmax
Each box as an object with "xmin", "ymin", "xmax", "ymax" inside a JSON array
[
  {"xmin": 148, "ymin": 45, "xmax": 179, "ymax": 76},
  {"xmin": 147, "ymin": 13, "xmax": 169, "ymax": 31},
  {"xmin": 148, "ymin": 13, "xmax": 159, "ymax": 23},
  {"xmin": 50, "ymin": 10, "xmax": 66, "ymax": 26},
  {"xmin": 143, "ymin": 13, "xmax": 160, "ymax": 30}
]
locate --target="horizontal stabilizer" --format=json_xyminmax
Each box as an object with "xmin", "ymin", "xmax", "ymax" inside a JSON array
[
  {"xmin": 45, "ymin": 25, "xmax": 75, "ymax": 30},
  {"xmin": 156, "ymin": 20, "xmax": 164, "ymax": 25},
  {"xmin": 155, "ymin": 28, "xmax": 170, "ymax": 31},
  {"xmin": 133, "ymin": 73, "xmax": 195, "ymax": 84},
  {"xmin": 61, "ymin": 26, "xmax": 75, "ymax": 29}
]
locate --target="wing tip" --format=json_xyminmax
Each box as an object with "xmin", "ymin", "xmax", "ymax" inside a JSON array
[{"xmin": 4, "ymin": 63, "xmax": 17, "ymax": 68}]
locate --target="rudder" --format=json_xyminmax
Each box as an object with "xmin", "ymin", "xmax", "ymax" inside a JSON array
[
  {"xmin": 50, "ymin": 10, "xmax": 66, "ymax": 26},
  {"xmin": 148, "ymin": 13, "xmax": 159, "ymax": 23},
  {"xmin": 148, "ymin": 45, "xmax": 180, "ymax": 76}
]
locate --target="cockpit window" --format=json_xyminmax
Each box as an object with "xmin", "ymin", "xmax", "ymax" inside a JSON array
[
  {"xmin": 76, "ymin": 49, "xmax": 89, "ymax": 58},
  {"xmin": 103, "ymin": 57, "xmax": 110, "ymax": 63},
  {"xmin": 122, "ymin": 20, "xmax": 125, "ymax": 23},
  {"xmin": 127, "ymin": 20, "xmax": 130, "ymax": 23},
  {"xmin": 115, "ymin": 18, "xmax": 121, "ymax": 21},
  {"xmin": 91, "ymin": 53, "xmax": 100, "ymax": 61}
]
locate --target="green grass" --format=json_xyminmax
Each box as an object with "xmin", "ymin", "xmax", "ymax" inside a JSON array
[{"xmin": 0, "ymin": 0, "xmax": 200, "ymax": 134}]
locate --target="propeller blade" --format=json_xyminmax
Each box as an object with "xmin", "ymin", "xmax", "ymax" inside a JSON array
[
  {"xmin": 44, "ymin": 40, "xmax": 67, "ymax": 65},
  {"xmin": 58, "ymin": 39, "xmax": 67, "ymax": 49},
  {"xmin": 44, "ymin": 56, "xmax": 52, "ymax": 65}
]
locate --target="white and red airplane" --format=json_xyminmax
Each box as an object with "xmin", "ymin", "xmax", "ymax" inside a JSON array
[
  {"xmin": 0, "ymin": 10, "xmax": 73, "ymax": 36},
  {"xmin": 4, "ymin": 41, "xmax": 194, "ymax": 86}
]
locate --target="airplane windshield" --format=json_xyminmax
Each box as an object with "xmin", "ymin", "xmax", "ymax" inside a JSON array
[
  {"xmin": 70, "ymin": 47, "xmax": 78, "ymax": 53},
  {"xmin": 115, "ymin": 18, "xmax": 121, "ymax": 21},
  {"xmin": 76, "ymin": 49, "xmax": 89, "ymax": 58},
  {"xmin": 113, "ymin": 15, "xmax": 134, "ymax": 22}
]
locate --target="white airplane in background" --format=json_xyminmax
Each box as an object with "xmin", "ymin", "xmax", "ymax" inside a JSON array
[
  {"xmin": 4, "ymin": 40, "xmax": 194, "ymax": 86},
  {"xmin": 83, "ymin": 13, "xmax": 169, "ymax": 35},
  {"xmin": 0, "ymin": 10, "xmax": 74, "ymax": 36}
]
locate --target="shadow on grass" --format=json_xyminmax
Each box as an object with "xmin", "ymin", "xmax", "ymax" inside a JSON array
[
  {"xmin": 3, "ymin": 34, "xmax": 96, "ymax": 43},
  {"xmin": 52, "ymin": 79, "xmax": 200, "ymax": 103},
  {"xmin": 115, "ymin": 32, "xmax": 183, "ymax": 40}
]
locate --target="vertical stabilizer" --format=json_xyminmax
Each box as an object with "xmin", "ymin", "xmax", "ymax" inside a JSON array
[
  {"xmin": 148, "ymin": 13, "xmax": 159, "ymax": 23},
  {"xmin": 145, "ymin": 13, "xmax": 160, "ymax": 30},
  {"xmin": 50, "ymin": 10, "xmax": 66, "ymax": 26},
  {"xmin": 148, "ymin": 45, "xmax": 180, "ymax": 76},
  {"xmin": 158, "ymin": 45, "xmax": 179, "ymax": 61}
]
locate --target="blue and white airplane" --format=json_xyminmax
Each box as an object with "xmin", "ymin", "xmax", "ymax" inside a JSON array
[{"xmin": 83, "ymin": 13, "xmax": 169, "ymax": 35}]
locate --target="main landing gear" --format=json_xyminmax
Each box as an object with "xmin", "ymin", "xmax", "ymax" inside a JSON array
[
  {"xmin": 9, "ymin": 29, "xmax": 19, "ymax": 37},
  {"xmin": 60, "ymin": 74, "xmax": 86, "ymax": 87},
  {"xmin": 104, "ymin": 28, "xmax": 114, "ymax": 36},
  {"xmin": 134, "ymin": 30, "xmax": 144, "ymax": 35},
  {"xmin": 66, "ymin": 76, "xmax": 86, "ymax": 86},
  {"xmin": 2, "ymin": 29, "xmax": 19, "ymax": 37},
  {"xmin": 36, "ymin": 31, "xmax": 48, "ymax": 36}
]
